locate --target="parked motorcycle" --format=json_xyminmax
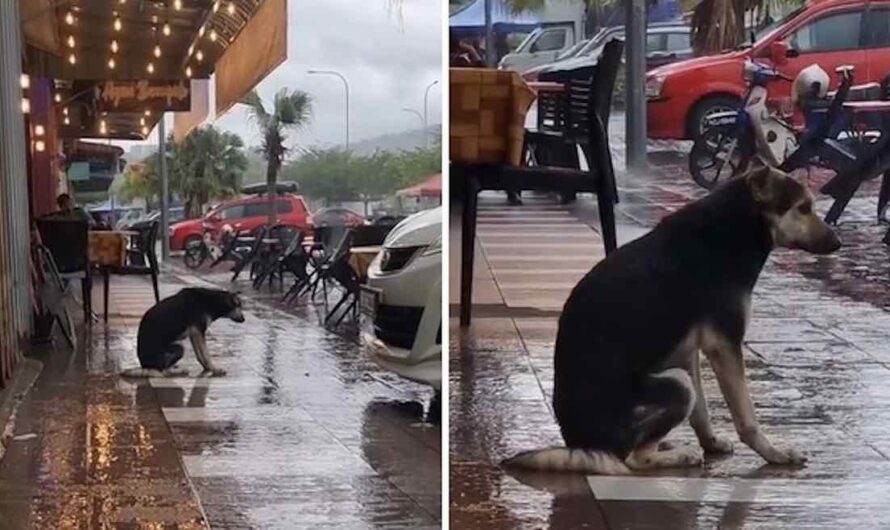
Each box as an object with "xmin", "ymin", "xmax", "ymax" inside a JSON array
[{"xmin": 689, "ymin": 61, "xmax": 858, "ymax": 190}]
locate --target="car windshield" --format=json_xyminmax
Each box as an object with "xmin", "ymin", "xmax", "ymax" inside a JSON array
[{"xmin": 744, "ymin": 5, "xmax": 807, "ymax": 47}]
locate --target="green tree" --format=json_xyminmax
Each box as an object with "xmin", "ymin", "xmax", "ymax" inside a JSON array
[
  {"xmin": 241, "ymin": 88, "xmax": 313, "ymax": 225},
  {"xmin": 172, "ymin": 126, "xmax": 248, "ymax": 218}
]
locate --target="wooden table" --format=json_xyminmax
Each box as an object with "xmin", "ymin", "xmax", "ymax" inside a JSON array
[{"xmin": 349, "ymin": 246, "xmax": 381, "ymax": 282}]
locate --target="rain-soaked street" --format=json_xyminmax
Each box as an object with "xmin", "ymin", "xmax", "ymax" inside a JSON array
[
  {"xmin": 449, "ymin": 150, "xmax": 890, "ymax": 528},
  {"xmin": 0, "ymin": 268, "xmax": 440, "ymax": 528}
]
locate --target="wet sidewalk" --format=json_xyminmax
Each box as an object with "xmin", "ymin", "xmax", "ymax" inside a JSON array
[
  {"xmin": 1, "ymin": 270, "xmax": 440, "ymax": 528},
  {"xmin": 449, "ymin": 161, "xmax": 890, "ymax": 528}
]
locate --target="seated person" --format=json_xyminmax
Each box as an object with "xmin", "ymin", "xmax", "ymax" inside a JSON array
[{"xmin": 51, "ymin": 193, "xmax": 96, "ymax": 227}]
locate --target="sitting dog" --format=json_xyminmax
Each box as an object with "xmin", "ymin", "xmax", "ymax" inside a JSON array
[
  {"xmin": 122, "ymin": 288, "xmax": 245, "ymax": 378},
  {"xmin": 506, "ymin": 166, "xmax": 840, "ymax": 474}
]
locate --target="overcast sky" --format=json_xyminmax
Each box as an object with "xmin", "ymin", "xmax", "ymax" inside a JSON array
[{"xmin": 121, "ymin": 0, "xmax": 442, "ymax": 152}]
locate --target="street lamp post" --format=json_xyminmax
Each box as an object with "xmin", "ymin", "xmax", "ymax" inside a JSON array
[
  {"xmin": 307, "ymin": 70, "xmax": 350, "ymax": 150},
  {"xmin": 402, "ymin": 107, "xmax": 424, "ymax": 143},
  {"xmin": 423, "ymin": 80, "xmax": 439, "ymax": 148}
]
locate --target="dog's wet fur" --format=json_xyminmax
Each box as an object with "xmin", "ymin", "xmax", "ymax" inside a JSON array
[
  {"xmin": 506, "ymin": 166, "xmax": 840, "ymax": 474},
  {"xmin": 121, "ymin": 288, "xmax": 245, "ymax": 378}
]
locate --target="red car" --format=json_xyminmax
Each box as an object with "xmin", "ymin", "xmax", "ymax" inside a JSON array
[
  {"xmin": 169, "ymin": 194, "xmax": 311, "ymax": 251},
  {"xmin": 646, "ymin": 0, "xmax": 890, "ymax": 139}
]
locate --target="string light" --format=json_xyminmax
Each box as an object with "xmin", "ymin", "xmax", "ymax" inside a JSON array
[
  {"xmin": 100, "ymin": 120, "xmax": 107, "ymax": 135},
  {"xmin": 163, "ymin": 21, "xmax": 171, "ymax": 36},
  {"xmin": 187, "ymin": 44, "xmax": 194, "ymax": 56},
  {"xmin": 34, "ymin": 125, "xmax": 45, "ymax": 136},
  {"xmin": 65, "ymin": 11, "xmax": 74, "ymax": 25},
  {"xmin": 111, "ymin": 40, "xmax": 119, "ymax": 53},
  {"xmin": 174, "ymin": 0, "xmax": 182, "ymax": 10},
  {"xmin": 19, "ymin": 74, "xmax": 29, "ymax": 89},
  {"xmin": 64, "ymin": 116, "xmax": 71, "ymax": 125},
  {"xmin": 63, "ymin": 107, "xmax": 69, "ymax": 116},
  {"xmin": 227, "ymin": 1, "xmax": 236, "ymax": 15},
  {"xmin": 144, "ymin": 109, "xmax": 151, "ymax": 116},
  {"xmin": 146, "ymin": 62, "xmax": 155, "ymax": 74},
  {"xmin": 21, "ymin": 98, "xmax": 30, "ymax": 113},
  {"xmin": 68, "ymin": 53, "xmax": 77, "ymax": 65},
  {"xmin": 142, "ymin": 126, "xmax": 149, "ymax": 136},
  {"xmin": 35, "ymin": 141, "xmax": 46, "ymax": 152},
  {"xmin": 140, "ymin": 117, "xmax": 146, "ymax": 126},
  {"xmin": 67, "ymin": 35, "xmax": 76, "ymax": 48},
  {"xmin": 195, "ymin": 49, "xmax": 203, "ymax": 62},
  {"xmin": 209, "ymin": 29, "xmax": 218, "ymax": 42},
  {"xmin": 185, "ymin": 66, "xmax": 192, "ymax": 78},
  {"xmin": 198, "ymin": 25, "xmax": 206, "ymax": 37},
  {"xmin": 54, "ymin": 93, "xmax": 62, "ymax": 103},
  {"xmin": 108, "ymin": 57, "xmax": 116, "ymax": 69},
  {"xmin": 213, "ymin": 1, "xmax": 220, "ymax": 12},
  {"xmin": 113, "ymin": 12, "xmax": 122, "ymax": 31},
  {"xmin": 153, "ymin": 44, "xmax": 162, "ymax": 58}
]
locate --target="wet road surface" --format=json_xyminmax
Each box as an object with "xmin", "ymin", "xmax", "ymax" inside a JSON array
[
  {"xmin": 449, "ymin": 156, "xmax": 890, "ymax": 528},
  {"xmin": 1, "ymin": 266, "xmax": 440, "ymax": 528}
]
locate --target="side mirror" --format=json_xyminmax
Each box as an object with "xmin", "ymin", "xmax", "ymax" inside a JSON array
[{"xmin": 770, "ymin": 40, "xmax": 791, "ymax": 66}]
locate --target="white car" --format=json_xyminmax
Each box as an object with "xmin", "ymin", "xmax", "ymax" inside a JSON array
[{"xmin": 363, "ymin": 206, "xmax": 442, "ymax": 392}]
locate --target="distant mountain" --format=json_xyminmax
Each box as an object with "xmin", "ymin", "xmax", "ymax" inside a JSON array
[{"xmin": 348, "ymin": 125, "xmax": 441, "ymax": 156}]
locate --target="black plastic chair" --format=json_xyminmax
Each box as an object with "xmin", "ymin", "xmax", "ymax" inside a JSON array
[
  {"xmin": 452, "ymin": 38, "xmax": 624, "ymax": 327},
  {"xmin": 35, "ymin": 218, "xmax": 92, "ymax": 322},
  {"xmin": 280, "ymin": 233, "xmax": 315, "ymax": 303},
  {"xmin": 252, "ymin": 224, "xmax": 300, "ymax": 290},
  {"xmin": 318, "ymin": 231, "xmax": 361, "ymax": 326},
  {"xmin": 100, "ymin": 220, "xmax": 160, "ymax": 323},
  {"xmin": 230, "ymin": 226, "xmax": 267, "ymax": 282}
]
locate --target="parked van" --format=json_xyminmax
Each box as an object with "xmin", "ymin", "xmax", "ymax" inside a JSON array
[{"xmin": 498, "ymin": 24, "xmax": 578, "ymax": 72}]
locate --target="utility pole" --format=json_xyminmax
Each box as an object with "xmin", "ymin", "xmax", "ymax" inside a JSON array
[
  {"xmin": 625, "ymin": 0, "xmax": 647, "ymax": 171},
  {"xmin": 159, "ymin": 114, "xmax": 170, "ymax": 262},
  {"xmin": 484, "ymin": 0, "xmax": 495, "ymax": 67},
  {"xmin": 423, "ymin": 80, "xmax": 439, "ymax": 148}
]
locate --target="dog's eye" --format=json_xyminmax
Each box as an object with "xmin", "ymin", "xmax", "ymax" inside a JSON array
[{"xmin": 797, "ymin": 202, "xmax": 812, "ymax": 215}]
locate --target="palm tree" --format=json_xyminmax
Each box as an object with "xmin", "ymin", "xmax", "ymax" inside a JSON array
[
  {"xmin": 173, "ymin": 126, "xmax": 248, "ymax": 218},
  {"xmin": 241, "ymin": 88, "xmax": 313, "ymax": 225}
]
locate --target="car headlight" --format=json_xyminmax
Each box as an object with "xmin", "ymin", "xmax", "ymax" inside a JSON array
[
  {"xmin": 421, "ymin": 235, "xmax": 441, "ymax": 256},
  {"xmin": 646, "ymin": 75, "xmax": 665, "ymax": 100}
]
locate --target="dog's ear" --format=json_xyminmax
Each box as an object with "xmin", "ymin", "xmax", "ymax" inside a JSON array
[{"xmin": 746, "ymin": 165, "xmax": 782, "ymax": 205}]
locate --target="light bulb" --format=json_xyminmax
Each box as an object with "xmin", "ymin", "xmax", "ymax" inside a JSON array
[
  {"xmin": 65, "ymin": 11, "xmax": 74, "ymax": 25},
  {"xmin": 19, "ymin": 74, "xmax": 29, "ymax": 89},
  {"xmin": 154, "ymin": 44, "xmax": 162, "ymax": 58},
  {"xmin": 68, "ymin": 53, "xmax": 77, "ymax": 65},
  {"xmin": 185, "ymin": 66, "xmax": 192, "ymax": 78},
  {"xmin": 174, "ymin": 0, "xmax": 182, "ymax": 9},
  {"xmin": 195, "ymin": 49, "xmax": 203, "ymax": 62},
  {"xmin": 209, "ymin": 29, "xmax": 218, "ymax": 42},
  {"xmin": 35, "ymin": 140, "xmax": 46, "ymax": 152},
  {"xmin": 108, "ymin": 57, "xmax": 116, "ymax": 69},
  {"xmin": 198, "ymin": 25, "xmax": 205, "ymax": 37},
  {"xmin": 146, "ymin": 62, "xmax": 155, "ymax": 74},
  {"xmin": 100, "ymin": 120, "xmax": 107, "ymax": 134},
  {"xmin": 54, "ymin": 93, "xmax": 62, "ymax": 103},
  {"xmin": 111, "ymin": 40, "xmax": 119, "ymax": 53},
  {"xmin": 144, "ymin": 109, "xmax": 151, "ymax": 116},
  {"xmin": 67, "ymin": 35, "xmax": 75, "ymax": 48},
  {"xmin": 63, "ymin": 107, "xmax": 69, "ymax": 116},
  {"xmin": 34, "ymin": 125, "xmax": 45, "ymax": 136},
  {"xmin": 140, "ymin": 117, "xmax": 146, "ymax": 126},
  {"xmin": 114, "ymin": 15, "xmax": 122, "ymax": 31},
  {"xmin": 213, "ymin": 1, "xmax": 220, "ymax": 12},
  {"xmin": 163, "ymin": 21, "xmax": 171, "ymax": 36},
  {"xmin": 142, "ymin": 126, "xmax": 149, "ymax": 136},
  {"xmin": 227, "ymin": 2, "xmax": 235, "ymax": 15},
  {"xmin": 64, "ymin": 116, "xmax": 70, "ymax": 125},
  {"xmin": 21, "ymin": 98, "xmax": 30, "ymax": 113}
]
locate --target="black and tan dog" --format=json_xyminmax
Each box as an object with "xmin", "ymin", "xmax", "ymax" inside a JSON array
[
  {"xmin": 506, "ymin": 166, "xmax": 840, "ymax": 474},
  {"xmin": 122, "ymin": 288, "xmax": 245, "ymax": 378}
]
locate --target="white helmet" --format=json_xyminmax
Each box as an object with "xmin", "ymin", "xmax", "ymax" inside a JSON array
[{"xmin": 792, "ymin": 64, "xmax": 829, "ymax": 106}]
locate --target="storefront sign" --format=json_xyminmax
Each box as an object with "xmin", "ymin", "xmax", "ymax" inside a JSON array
[{"xmin": 97, "ymin": 80, "xmax": 191, "ymax": 112}]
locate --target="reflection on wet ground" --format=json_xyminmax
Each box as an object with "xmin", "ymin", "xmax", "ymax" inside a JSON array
[
  {"xmin": 450, "ymin": 159, "xmax": 890, "ymax": 528},
  {"xmin": 0, "ymin": 265, "xmax": 440, "ymax": 528}
]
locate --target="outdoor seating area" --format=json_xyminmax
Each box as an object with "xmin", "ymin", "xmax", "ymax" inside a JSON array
[{"xmin": 451, "ymin": 38, "xmax": 623, "ymax": 326}]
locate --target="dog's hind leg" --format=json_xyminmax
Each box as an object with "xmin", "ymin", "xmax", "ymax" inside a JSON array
[{"xmin": 625, "ymin": 368, "xmax": 703, "ymax": 470}]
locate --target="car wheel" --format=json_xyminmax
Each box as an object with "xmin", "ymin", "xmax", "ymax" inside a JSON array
[{"xmin": 690, "ymin": 96, "xmax": 740, "ymax": 139}]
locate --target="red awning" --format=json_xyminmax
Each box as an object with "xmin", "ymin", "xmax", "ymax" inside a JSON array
[{"xmin": 397, "ymin": 173, "xmax": 442, "ymax": 198}]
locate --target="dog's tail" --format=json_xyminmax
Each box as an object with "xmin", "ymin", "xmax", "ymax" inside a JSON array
[{"xmin": 503, "ymin": 447, "xmax": 630, "ymax": 475}]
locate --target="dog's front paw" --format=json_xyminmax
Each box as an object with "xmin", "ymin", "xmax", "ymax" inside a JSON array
[
  {"xmin": 764, "ymin": 446, "xmax": 807, "ymax": 466},
  {"xmin": 701, "ymin": 436, "xmax": 734, "ymax": 455}
]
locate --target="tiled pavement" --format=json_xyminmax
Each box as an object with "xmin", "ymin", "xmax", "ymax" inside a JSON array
[
  {"xmin": 1, "ymin": 271, "xmax": 441, "ymax": 528},
  {"xmin": 449, "ymin": 161, "xmax": 890, "ymax": 528}
]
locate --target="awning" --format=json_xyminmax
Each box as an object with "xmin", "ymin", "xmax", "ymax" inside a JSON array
[
  {"xmin": 449, "ymin": 0, "xmax": 539, "ymax": 37},
  {"xmin": 21, "ymin": 0, "xmax": 281, "ymax": 140},
  {"xmin": 397, "ymin": 174, "xmax": 442, "ymax": 198}
]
